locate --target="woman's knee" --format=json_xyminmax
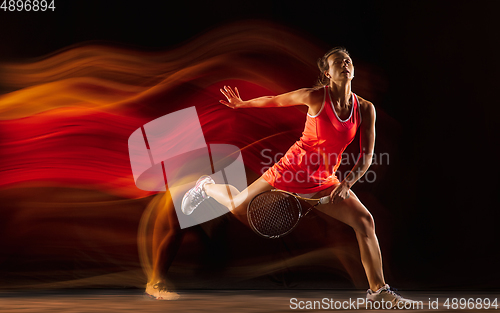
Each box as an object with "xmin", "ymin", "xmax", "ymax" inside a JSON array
[{"xmin": 354, "ymin": 211, "xmax": 375, "ymax": 237}]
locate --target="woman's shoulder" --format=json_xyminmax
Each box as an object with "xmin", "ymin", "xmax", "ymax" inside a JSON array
[
  {"xmin": 304, "ymin": 86, "xmax": 326, "ymax": 106},
  {"xmin": 355, "ymin": 94, "xmax": 376, "ymax": 121},
  {"xmin": 355, "ymin": 94, "xmax": 375, "ymax": 110}
]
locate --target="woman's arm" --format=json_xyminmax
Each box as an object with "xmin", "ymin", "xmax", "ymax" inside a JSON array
[
  {"xmin": 330, "ymin": 98, "xmax": 376, "ymax": 204},
  {"xmin": 220, "ymin": 85, "xmax": 314, "ymax": 109}
]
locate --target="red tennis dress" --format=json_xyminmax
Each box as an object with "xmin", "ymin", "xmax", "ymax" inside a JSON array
[{"xmin": 262, "ymin": 86, "xmax": 362, "ymax": 194}]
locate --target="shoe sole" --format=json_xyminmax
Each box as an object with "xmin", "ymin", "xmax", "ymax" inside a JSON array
[{"xmin": 181, "ymin": 176, "xmax": 214, "ymax": 215}]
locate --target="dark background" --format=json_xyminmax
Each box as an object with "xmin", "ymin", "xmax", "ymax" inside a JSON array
[{"xmin": 0, "ymin": 0, "xmax": 499, "ymax": 290}]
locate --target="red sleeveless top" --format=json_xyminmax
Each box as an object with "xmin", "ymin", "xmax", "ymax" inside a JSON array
[{"xmin": 262, "ymin": 86, "xmax": 362, "ymax": 193}]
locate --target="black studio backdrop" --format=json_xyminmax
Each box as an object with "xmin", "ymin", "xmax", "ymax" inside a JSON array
[{"xmin": 0, "ymin": 0, "xmax": 498, "ymax": 290}]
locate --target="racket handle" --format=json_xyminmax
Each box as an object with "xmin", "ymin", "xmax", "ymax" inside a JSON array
[{"xmin": 319, "ymin": 196, "xmax": 330, "ymax": 204}]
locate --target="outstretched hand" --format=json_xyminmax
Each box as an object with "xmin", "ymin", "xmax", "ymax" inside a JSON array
[{"xmin": 220, "ymin": 86, "xmax": 244, "ymax": 109}]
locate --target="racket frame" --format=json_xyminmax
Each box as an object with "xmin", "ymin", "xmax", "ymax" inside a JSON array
[{"xmin": 247, "ymin": 189, "xmax": 330, "ymax": 239}]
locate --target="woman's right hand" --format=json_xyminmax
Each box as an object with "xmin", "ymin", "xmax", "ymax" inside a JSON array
[{"xmin": 220, "ymin": 86, "xmax": 244, "ymax": 109}]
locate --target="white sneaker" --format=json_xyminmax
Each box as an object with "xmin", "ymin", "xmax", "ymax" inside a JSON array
[
  {"xmin": 181, "ymin": 175, "xmax": 215, "ymax": 215},
  {"xmin": 145, "ymin": 281, "xmax": 180, "ymax": 300},
  {"xmin": 367, "ymin": 284, "xmax": 416, "ymax": 309}
]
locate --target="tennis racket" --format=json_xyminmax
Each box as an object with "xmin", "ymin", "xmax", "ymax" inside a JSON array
[{"xmin": 247, "ymin": 189, "xmax": 330, "ymax": 239}]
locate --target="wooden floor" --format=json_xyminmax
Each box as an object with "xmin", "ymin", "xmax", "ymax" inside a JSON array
[{"xmin": 0, "ymin": 289, "xmax": 498, "ymax": 312}]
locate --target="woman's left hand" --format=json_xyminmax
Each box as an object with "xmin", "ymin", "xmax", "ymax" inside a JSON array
[{"xmin": 330, "ymin": 181, "xmax": 351, "ymax": 204}]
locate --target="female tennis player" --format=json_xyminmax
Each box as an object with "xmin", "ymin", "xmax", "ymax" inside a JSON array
[{"xmin": 171, "ymin": 47, "xmax": 412, "ymax": 305}]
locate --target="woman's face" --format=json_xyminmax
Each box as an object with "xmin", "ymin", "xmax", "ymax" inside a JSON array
[{"xmin": 326, "ymin": 52, "xmax": 354, "ymax": 83}]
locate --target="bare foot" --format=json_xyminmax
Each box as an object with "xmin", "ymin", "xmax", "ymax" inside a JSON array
[{"xmin": 145, "ymin": 281, "xmax": 180, "ymax": 300}]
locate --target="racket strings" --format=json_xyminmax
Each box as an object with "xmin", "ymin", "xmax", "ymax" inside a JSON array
[{"xmin": 249, "ymin": 192, "xmax": 301, "ymax": 238}]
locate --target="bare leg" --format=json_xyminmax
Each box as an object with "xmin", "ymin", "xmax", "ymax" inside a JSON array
[
  {"xmin": 314, "ymin": 189, "xmax": 386, "ymax": 291},
  {"xmin": 204, "ymin": 177, "xmax": 273, "ymax": 225},
  {"xmin": 148, "ymin": 193, "xmax": 184, "ymax": 291},
  {"xmin": 150, "ymin": 218, "xmax": 183, "ymax": 286}
]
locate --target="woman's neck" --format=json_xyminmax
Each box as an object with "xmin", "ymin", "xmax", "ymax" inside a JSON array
[{"xmin": 329, "ymin": 81, "xmax": 352, "ymax": 108}]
